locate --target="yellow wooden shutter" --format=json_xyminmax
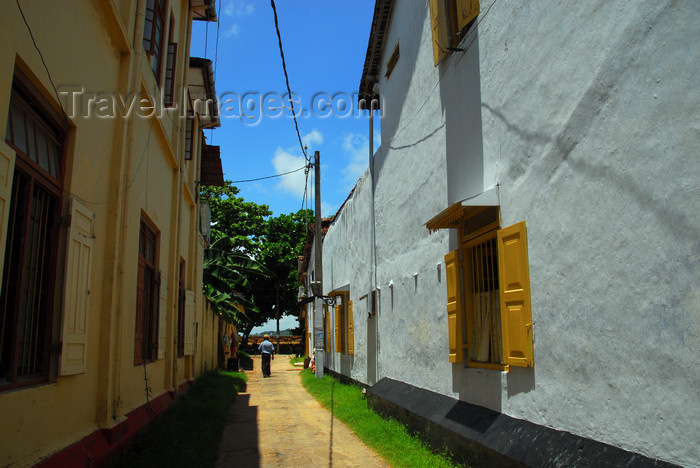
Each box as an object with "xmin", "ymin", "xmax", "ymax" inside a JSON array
[
  {"xmin": 0, "ymin": 142, "xmax": 15, "ymax": 288},
  {"xmin": 60, "ymin": 198, "xmax": 94, "ymax": 375},
  {"xmin": 497, "ymin": 221, "xmax": 534, "ymax": 367},
  {"xmin": 157, "ymin": 272, "xmax": 168, "ymax": 359},
  {"xmin": 348, "ymin": 300, "xmax": 354, "ymax": 355},
  {"xmin": 429, "ymin": 0, "xmax": 450, "ymax": 66},
  {"xmin": 184, "ymin": 289, "xmax": 195, "ymax": 355},
  {"xmin": 457, "ymin": 0, "xmax": 480, "ymax": 32},
  {"xmin": 444, "ymin": 249, "xmax": 464, "ymax": 363},
  {"xmin": 334, "ymin": 304, "xmax": 341, "ymax": 353},
  {"xmin": 323, "ymin": 304, "xmax": 329, "ymax": 351}
]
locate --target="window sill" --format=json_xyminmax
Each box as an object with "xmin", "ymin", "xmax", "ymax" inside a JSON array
[{"xmin": 466, "ymin": 360, "xmax": 509, "ymax": 372}]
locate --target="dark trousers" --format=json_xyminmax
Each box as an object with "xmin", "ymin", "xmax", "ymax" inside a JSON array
[{"xmin": 261, "ymin": 353, "xmax": 271, "ymax": 377}]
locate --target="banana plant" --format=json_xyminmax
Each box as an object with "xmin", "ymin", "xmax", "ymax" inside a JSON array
[{"xmin": 203, "ymin": 232, "xmax": 273, "ymax": 324}]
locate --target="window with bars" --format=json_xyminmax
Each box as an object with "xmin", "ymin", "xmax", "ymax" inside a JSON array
[
  {"xmin": 1, "ymin": 85, "xmax": 64, "ymax": 390},
  {"xmin": 184, "ymin": 114, "xmax": 194, "ymax": 160},
  {"xmin": 442, "ymin": 206, "xmax": 534, "ymax": 369},
  {"xmin": 143, "ymin": 0, "xmax": 168, "ymax": 84},
  {"xmin": 163, "ymin": 16, "xmax": 177, "ymax": 107},
  {"xmin": 135, "ymin": 219, "xmax": 159, "ymax": 365},
  {"xmin": 464, "ymin": 233, "xmax": 502, "ymax": 364}
]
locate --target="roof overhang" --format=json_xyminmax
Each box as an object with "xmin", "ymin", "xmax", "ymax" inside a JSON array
[
  {"xmin": 201, "ymin": 143, "xmax": 224, "ymax": 186},
  {"xmin": 191, "ymin": 0, "xmax": 218, "ymax": 22},
  {"xmin": 188, "ymin": 57, "xmax": 220, "ymax": 128},
  {"xmin": 426, "ymin": 187, "xmax": 500, "ymax": 233},
  {"xmin": 358, "ymin": 0, "xmax": 395, "ymax": 109}
]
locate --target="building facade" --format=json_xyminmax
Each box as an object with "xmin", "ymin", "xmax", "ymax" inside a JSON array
[
  {"xmin": 0, "ymin": 1, "xmax": 224, "ymax": 465},
  {"xmin": 303, "ymin": 1, "xmax": 699, "ymax": 466}
]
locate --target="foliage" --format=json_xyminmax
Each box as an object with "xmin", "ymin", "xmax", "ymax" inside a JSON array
[
  {"xmin": 202, "ymin": 180, "xmax": 313, "ymax": 335},
  {"xmin": 300, "ymin": 370, "xmax": 461, "ymax": 468},
  {"xmin": 203, "ymin": 232, "xmax": 272, "ymax": 324},
  {"xmin": 109, "ymin": 371, "xmax": 247, "ymax": 468},
  {"xmin": 244, "ymin": 208, "xmax": 313, "ymax": 336},
  {"xmin": 200, "ymin": 182, "xmax": 271, "ymax": 255}
]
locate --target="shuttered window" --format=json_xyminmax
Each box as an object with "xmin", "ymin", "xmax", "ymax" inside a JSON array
[
  {"xmin": 135, "ymin": 219, "xmax": 159, "ymax": 365},
  {"xmin": 347, "ymin": 300, "xmax": 354, "ymax": 355},
  {"xmin": 1, "ymin": 81, "xmax": 66, "ymax": 390},
  {"xmin": 60, "ymin": 198, "xmax": 94, "ymax": 376},
  {"xmin": 177, "ymin": 260, "xmax": 185, "ymax": 357},
  {"xmin": 184, "ymin": 290, "xmax": 195, "ymax": 355},
  {"xmin": 442, "ymin": 211, "xmax": 534, "ymax": 369},
  {"xmin": 429, "ymin": 0, "xmax": 480, "ymax": 66}
]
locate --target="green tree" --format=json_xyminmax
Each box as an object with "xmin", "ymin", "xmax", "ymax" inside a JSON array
[
  {"xmin": 243, "ymin": 209, "xmax": 313, "ymax": 338},
  {"xmin": 201, "ymin": 182, "xmax": 271, "ymax": 254}
]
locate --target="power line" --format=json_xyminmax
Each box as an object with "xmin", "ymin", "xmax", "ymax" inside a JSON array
[
  {"xmin": 269, "ymin": 0, "xmax": 308, "ymax": 161},
  {"xmin": 229, "ymin": 164, "xmax": 308, "ymax": 184},
  {"xmin": 15, "ymin": 0, "xmax": 67, "ymax": 126}
]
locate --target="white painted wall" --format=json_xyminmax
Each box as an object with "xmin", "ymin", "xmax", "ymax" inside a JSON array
[{"xmin": 320, "ymin": 1, "xmax": 699, "ymax": 466}]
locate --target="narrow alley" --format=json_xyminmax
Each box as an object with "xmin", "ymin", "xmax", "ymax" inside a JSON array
[{"xmin": 216, "ymin": 356, "xmax": 388, "ymax": 468}]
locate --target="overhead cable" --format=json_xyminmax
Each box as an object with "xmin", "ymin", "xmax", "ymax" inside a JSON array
[{"xmin": 270, "ymin": 0, "xmax": 308, "ymax": 161}]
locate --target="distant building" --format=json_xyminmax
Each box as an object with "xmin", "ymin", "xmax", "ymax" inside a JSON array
[
  {"xmin": 301, "ymin": 1, "xmax": 699, "ymax": 466},
  {"xmin": 0, "ymin": 1, "xmax": 226, "ymax": 465}
]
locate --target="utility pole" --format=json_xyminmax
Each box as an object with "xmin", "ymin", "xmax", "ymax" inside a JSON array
[{"xmin": 313, "ymin": 151, "xmax": 324, "ymax": 378}]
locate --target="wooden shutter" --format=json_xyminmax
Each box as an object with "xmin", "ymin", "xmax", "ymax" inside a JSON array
[
  {"xmin": 445, "ymin": 249, "xmax": 464, "ymax": 363},
  {"xmin": 429, "ymin": 0, "xmax": 450, "ymax": 66},
  {"xmin": 0, "ymin": 143, "xmax": 15, "ymax": 288},
  {"xmin": 323, "ymin": 304, "xmax": 329, "ymax": 352},
  {"xmin": 157, "ymin": 272, "xmax": 168, "ymax": 359},
  {"xmin": 497, "ymin": 221, "xmax": 534, "ymax": 367},
  {"xmin": 60, "ymin": 198, "xmax": 94, "ymax": 375},
  {"xmin": 457, "ymin": 0, "xmax": 480, "ymax": 32},
  {"xmin": 334, "ymin": 304, "xmax": 341, "ymax": 353},
  {"xmin": 184, "ymin": 289, "xmax": 195, "ymax": 355},
  {"xmin": 348, "ymin": 300, "xmax": 354, "ymax": 355}
]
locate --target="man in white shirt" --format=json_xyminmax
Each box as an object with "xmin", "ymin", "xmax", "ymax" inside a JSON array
[{"xmin": 258, "ymin": 335, "xmax": 275, "ymax": 377}]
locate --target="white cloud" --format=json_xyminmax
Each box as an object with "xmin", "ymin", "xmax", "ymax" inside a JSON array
[
  {"xmin": 341, "ymin": 133, "xmax": 369, "ymax": 187},
  {"xmin": 223, "ymin": 0, "xmax": 255, "ymax": 17},
  {"xmin": 223, "ymin": 24, "xmax": 240, "ymax": 38},
  {"xmin": 272, "ymin": 147, "xmax": 308, "ymax": 198},
  {"xmin": 303, "ymin": 129, "xmax": 323, "ymax": 149}
]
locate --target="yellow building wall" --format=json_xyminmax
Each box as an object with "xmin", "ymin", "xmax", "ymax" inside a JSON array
[{"xmin": 0, "ymin": 1, "xmax": 217, "ymax": 466}]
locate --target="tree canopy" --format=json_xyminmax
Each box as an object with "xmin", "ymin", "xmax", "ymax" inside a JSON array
[{"xmin": 201, "ymin": 180, "xmax": 313, "ymax": 336}]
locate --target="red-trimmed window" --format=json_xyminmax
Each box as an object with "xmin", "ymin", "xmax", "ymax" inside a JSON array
[
  {"xmin": 135, "ymin": 219, "xmax": 159, "ymax": 365},
  {"xmin": 1, "ymin": 80, "xmax": 65, "ymax": 390}
]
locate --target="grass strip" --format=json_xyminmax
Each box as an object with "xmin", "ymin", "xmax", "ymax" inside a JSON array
[
  {"xmin": 110, "ymin": 371, "xmax": 247, "ymax": 468},
  {"xmin": 300, "ymin": 370, "xmax": 460, "ymax": 468}
]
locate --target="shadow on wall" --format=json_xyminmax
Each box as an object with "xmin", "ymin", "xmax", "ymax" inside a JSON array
[{"xmin": 439, "ymin": 24, "xmax": 485, "ymax": 205}]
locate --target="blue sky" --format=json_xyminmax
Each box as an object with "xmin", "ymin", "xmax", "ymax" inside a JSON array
[
  {"xmin": 190, "ymin": 0, "xmax": 377, "ymax": 219},
  {"xmin": 190, "ymin": 1, "xmax": 377, "ymax": 333}
]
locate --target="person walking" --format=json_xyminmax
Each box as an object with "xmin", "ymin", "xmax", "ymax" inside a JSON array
[{"xmin": 258, "ymin": 335, "xmax": 275, "ymax": 377}]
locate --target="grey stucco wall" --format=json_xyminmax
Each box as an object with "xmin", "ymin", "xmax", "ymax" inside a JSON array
[{"xmin": 318, "ymin": 1, "xmax": 699, "ymax": 466}]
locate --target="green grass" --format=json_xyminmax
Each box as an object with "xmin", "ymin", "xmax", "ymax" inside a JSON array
[
  {"xmin": 289, "ymin": 355, "xmax": 307, "ymax": 365},
  {"xmin": 110, "ymin": 371, "xmax": 247, "ymax": 468},
  {"xmin": 300, "ymin": 370, "xmax": 461, "ymax": 468}
]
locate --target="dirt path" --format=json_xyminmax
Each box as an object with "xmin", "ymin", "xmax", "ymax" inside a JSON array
[{"xmin": 216, "ymin": 355, "xmax": 388, "ymax": 467}]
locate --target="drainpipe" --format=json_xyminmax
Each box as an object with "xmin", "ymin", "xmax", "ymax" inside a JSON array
[
  {"xmin": 111, "ymin": 0, "xmax": 147, "ymax": 421},
  {"xmin": 368, "ymin": 86, "xmax": 378, "ymax": 383}
]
